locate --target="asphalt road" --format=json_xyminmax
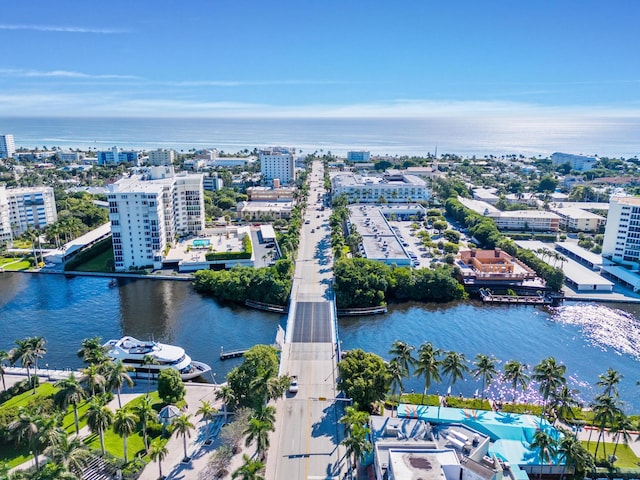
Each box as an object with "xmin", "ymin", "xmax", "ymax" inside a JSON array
[{"xmin": 267, "ymin": 160, "xmax": 346, "ymax": 480}]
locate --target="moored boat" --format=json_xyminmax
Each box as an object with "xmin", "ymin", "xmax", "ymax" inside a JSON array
[{"xmin": 103, "ymin": 336, "xmax": 211, "ymax": 381}]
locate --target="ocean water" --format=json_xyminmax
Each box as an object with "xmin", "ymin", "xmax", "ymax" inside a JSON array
[
  {"xmin": 1, "ymin": 116, "xmax": 639, "ymax": 158},
  {"xmin": 2, "ymin": 273, "xmax": 640, "ymax": 411}
]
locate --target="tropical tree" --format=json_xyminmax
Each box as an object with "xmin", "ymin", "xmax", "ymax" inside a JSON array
[
  {"xmin": 232, "ymin": 454, "xmax": 265, "ymax": 480},
  {"xmin": 530, "ymin": 429, "xmax": 557, "ymax": 479},
  {"xmin": 157, "ymin": 368, "xmax": 186, "ymax": 404},
  {"xmin": 149, "ymin": 439, "xmax": 169, "ymax": 480},
  {"xmin": 10, "ymin": 338, "xmax": 36, "ymax": 384},
  {"xmin": 532, "ymin": 357, "xmax": 566, "ymax": 419},
  {"xmin": 85, "ymin": 398, "xmax": 114, "ymax": 456},
  {"xmin": 503, "ymin": 360, "xmax": 529, "ymax": 401},
  {"xmin": 413, "ymin": 342, "xmax": 442, "ymax": 404},
  {"xmin": 196, "ymin": 400, "xmax": 218, "ymax": 445},
  {"xmin": 342, "ymin": 423, "xmax": 372, "ymax": 475},
  {"xmin": 133, "ymin": 395, "xmax": 158, "ymax": 452},
  {"xmin": 106, "ymin": 360, "xmax": 134, "ymax": 408},
  {"xmin": 386, "ymin": 359, "xmax": 407, "ymax": 417},
  {"xmin": 0, "ymin": 350, "xmax": 8, "ymax": 391},
  {"xmin": 592, "ymin": 393, "xmax": 622, "ymax": 460},
  {"xmin": 441, "ymin": 351, "xmax": 469, "ymax": 391},
  {"xmin": 611, "ymin": 413, "xmax": 634, "ymax": 457},
  {"xmin": 113, "ymin": 408, "xmax": 138, "ymax": 464},
  {"xmin": 173, "ymin": 413, "xmax": 195, "ymax": 462},
  {"xmin": 549, "ymin": 385, "xmax": 580, "ymax": 426},
  {"xmin": 339, "ymin": 405, "xmax": 370, "ymax": 436},
  {"xmin": 54, "ymin": 373, "xmax": 86, "ymax": 435},
  {"xmin": 557, "ymin": 431, "xmax": 594, "ymax": 480},
  {"xmin": 244, "ymin": 417, "xmax": 275, "ymax": 460},
  {"xmin": 28, "ymin": 336, "xmax": 47, "ymax": 384},
  {"xmin": 472, "ymin": 354, "xmax": 498, "ymax": 400},
  {"xmin": 253, "ymin": 405, "xmax": 275, "ymax": 424},
  {"xmin": 77, "ymin": 336, "xmax": 106, "ymax": 364},
  {"xmin": 216, "ymin": 384, "xmax": 236, "ymax": 423},
  {"xmin": 596, "ymin": 368, "xmax": 622, "ymax": 398},
  {"xmin": 389, "ymin": 340, "xmax": 415, "ymax": 374},
  {"xmin": 80, "ymin": 363, "xmax": 106, "ymax": 397},
  {"xmin": 142, "ymin": 354, "xmax": 159, "ymax": 394},
  {"xmin": 8, "ymin": 409, "xmax": 64, "ymax": 471},
  {"xmin": 337, "ymin": 349, "xmax": 390, "ymax": 409},
  {"xmin": 43, "ymin": 436, "xmax": 91, "ymax": 478}
]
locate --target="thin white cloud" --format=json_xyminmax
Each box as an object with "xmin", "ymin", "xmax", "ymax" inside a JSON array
[
  {"xmin": 161, "ymin": 79, "xmax": 347, "ymax": 87},
  {"xmin": 0, "ymin": 68, "xmax": 140, "ymax": 80},
  {"xmin": 0, "ymin": 24, "xmax": 127, "ymax": 34}
]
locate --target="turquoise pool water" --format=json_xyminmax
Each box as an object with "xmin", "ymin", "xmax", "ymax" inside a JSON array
[{"xmin": 193, "ymin": 239, "xmax": 210, "ymax": 247}]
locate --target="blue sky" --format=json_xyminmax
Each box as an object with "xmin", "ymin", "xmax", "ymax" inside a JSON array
[{"xmin": 1, "ymin": 0, "xmax": 639, "ymax": 117}]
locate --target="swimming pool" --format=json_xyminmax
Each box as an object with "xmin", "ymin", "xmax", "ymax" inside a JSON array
[{"xmin": 192, "ymin": 239, "xmax": 211, "ymax": 247}]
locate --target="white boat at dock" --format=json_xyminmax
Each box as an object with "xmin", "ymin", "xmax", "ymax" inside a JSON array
[{"xmin": 103, "ymin": 336, "xmax": 211, "ymax": 381}]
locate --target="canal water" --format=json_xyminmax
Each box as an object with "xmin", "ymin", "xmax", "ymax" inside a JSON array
[{"xmin": 1, "ymin": 273, "xmax": 639, "ymax": 410}]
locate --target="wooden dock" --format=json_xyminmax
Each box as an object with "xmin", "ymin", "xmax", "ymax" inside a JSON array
[
  {"xmin": 220, "ymin": 346, "xmax": 248, "ymax": 360},
  {"xmin": 336, "ymin": 305, "xmax": 388, "ymax": 316},
  {"xmin": 245, "ymin": 299, "xmax": 287, "ymax": 313}
]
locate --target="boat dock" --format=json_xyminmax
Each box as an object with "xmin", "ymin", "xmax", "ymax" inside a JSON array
[
  {"xmin": 220, "ymin": 346, "xmax": 248, "ymax": 360},
  {"xmin": 479, "ymin": 289, "xmax": 562, "ymax": 306},
  {"xmin": 336, "ymin": 305, "xmax": 388, "ymax": 316},
  {"xmin": 244, "ymin": 299, "xmax": 288, "ymax": 313}
]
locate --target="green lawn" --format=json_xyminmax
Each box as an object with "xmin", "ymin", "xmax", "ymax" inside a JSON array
[
  {"xmin": 0, "ymin": 258, "xmax": 32, "ymax": 271},
  {"xmin": 582, "ymin": 441, "xmax": 640, "ymax": 469},
  {"xmin": 71, "ymin": 248, "xmax": 114, "ymax": 272}
]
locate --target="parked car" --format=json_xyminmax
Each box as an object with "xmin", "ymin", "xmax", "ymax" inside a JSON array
[{"xmin": 289, "ymin": 376, "xmax": 299, "ymax": 394}]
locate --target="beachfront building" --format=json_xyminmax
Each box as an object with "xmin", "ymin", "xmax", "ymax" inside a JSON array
[
  {"xmin": 602, "ymin": 196, "xmax": 640, "ymax": 268},
  {"xmin": 2, "ymin": 186, "xmax": 58, "ymax": 237},
  {"xmin": 56, "ymin": 150, "xmax": 84, "ymax": 163},
  {"xmin": 0, "ymin": 134, "xmax": 16, "ymax": 159},
  {"xmin": 0, "ymin": 186, "xmax": 12, "ymax": 244},
  {"xmin": 209, "ymin": 156, "xmax": 256, "ymax": 168},
  {"xmin": 551, "ymin": 152, "xmax": 597, "ymax": 171},
  {"xmin": 97, "ymin": 147, "xmax": 139, "ymax": 166},
  {"xmin": 148, "ymin": 149, "xmax": 175, "ymax": 166},
  {"xmin": 332, "ymin": 173, "xmax": 430, "ymax": 204},
  {"xmin": 107, "ymin": 165, "xmax": 204, "ymax": 271},
  {"xmin": 259, "ymin": 147, "xmax": 295, "ymax": 185},
  {"xmin": 347, "ymin": 150, "xmax": 371, "ymax": 162}
]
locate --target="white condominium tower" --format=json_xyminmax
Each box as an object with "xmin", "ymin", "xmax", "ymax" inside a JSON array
[
  {"xmin": 0, "ymin": 186, "xmax": 12, "ymax": 244},
  {"xmin": 107, "ymin": 166, "xmax": 204, "ymax": 271},
  {"xmin": 1, "ymin": 186, "xmax": 58, "ymax": 237},
  {"xmin": 259, "ymin": 147, "xmax": 295, "ymax": 185},
  {"xmin": 0, "ymin": 134, "xmax": 16, "ymax": 159},
  {"xmin": 148, "ymin": 149, "xmax": 175, "ymax": 166},
  {"xmin": 602, "ymin": 196, "xmax": 640, "ymax": 268}
]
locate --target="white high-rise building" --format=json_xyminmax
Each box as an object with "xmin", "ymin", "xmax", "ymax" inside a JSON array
[
  {"xmin": 602, "ymin": 196, "xmax": 640, "ymax": 267},
  {"xmin": 0, "ymin": 186, "xmax": 12, "ymax": 244},
  {"xmin": 148, "ymin": 149, "xmax": 175, "ymax": 166},
  {"xmin": 0, "ymin": 134, "xmax": 16, "ymax": 159},
  {"xmin": 107, "ymin": 166, "xmax": 204, "ymax": 271},
  {"xmin": 260, "ymin": 148, "xmax": 295, "ymax": 185},
  {"xmin": 5, "ymin": 186, "xmax": 57, "ymax": 236},
  {"xmin": 551, "ymin": 152, "xmax": 597, "ymax": 171}
]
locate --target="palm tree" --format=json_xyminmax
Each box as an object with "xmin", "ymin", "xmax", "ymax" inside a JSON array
[
  {"xmin": 611, "ymin": 413, "xmax": 634, "ymax": 457},
  {"xmin": 339, "ymin": 405, "xmax": 370, "ymax": 436},
  {"xmin": 557, "ymin": 431, "xmax": 590, "ymax": 480},
  {"xmin": 133, "ymin": 395, "xmax": 158, "ymax": 452},
  {"xmin": 596, "ymin": 368, "xmax": 622, "ymax": 398},
  {"xmin": 44, "ymin": 436, "xmax": 91, "ymax": 478},
  {"xmin": 413, "ymin": 342, "xmax": 442, "ymax": 404},
  {"xmin": 550, "ymin": 385, "xmax": 580, "ymax": 426},
  {"xmin": 244, "ymin": 417, "xmax": 275, "ymax": 460},
  {"xmin": 0, "ymin": 349, "xmax": 8, "ymax": 391},
  {"xmin": 142, "ymin": 354, "xmax": 159, "ymax": 394},
  {"xmin": 342, "ymin": 423, "xmax": 372, "ymax": 475},
  {"xmin": 85, "ymin": 398, "xmax": 113, "ymax": 456},
  {"xmin": 503, "ymin": 360, "xmax": 529, "ymax": 401},
  {"xmin": 387, "ymin": 359, "xmax": 407, "ymax": 417},
  {"xmin": 105, "ymin": 360, "xmax": 134, "ymax": 408},
  {"xmin": 253, "ymin": 405, "xmax": 276, "ymax": 425},
  {"xmin": 530, "ymin": 429, "xmax": 557, "ymax": 479},
  {"xmin": 441, "ymin": 351, "xmax": 469, "ymax": 391},
  {"xmin": 77, "ymin": 336, "xmax": 106, "ymax": 364},
  {"xmin": 113, "ymin": 408, "xmax": 138, "ymax": 464},
  {"xmin": 28, "ymin": 336, "xmax": 47, "ymax": 383},
  {"xmin": 388, "ymin": 340, "xmax": 415, "ymax": 375},
  {"xmin": 532, "ymin": 357, "xmax": 566, "ymax": 420},
  {"xmin": 592, "ymin": 393, "xmax": 622, "ymax": 460},
  {"xmin": 472, "ymin": 354, "xmax": 498, "ymax": 401},
  {"xmin": 54, "ymin": 373, "xmax": 86, "ymax": 435},
  {"xmin": 173, "ymin": 413, "xmax": 195, "ymax": 462},
  {"xmin": 232, "ymin": 454, "xmax": 265, "ymax": 480},
  {"xmin": 80, "ymin": 363, "xmax": 106, "ymax": 397},
  {"xmin": 216, "ymin": 384, "xmax": 236, "ymax": 423},
  {"xmin": 196, "ymin": 400, "xmax": 218, "ymax": 445},
  {"xmin": 149, "ymin": 439, "xmax": 169, "ymax": 480},
  {"xmin": 8, "ymin": 408, "xmax": 43, "ymax": 470},
  {"xmin": 10, "ymin": 338, "xmax": 36, "ymax": 384}
]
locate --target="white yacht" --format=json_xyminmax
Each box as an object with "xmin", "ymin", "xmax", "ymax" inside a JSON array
[{"xmin": 103, "ymin": 336, "xmax": 212, "ymax": 381}]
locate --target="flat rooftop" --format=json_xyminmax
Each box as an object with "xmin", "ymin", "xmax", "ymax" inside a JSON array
[
  {"xmin": 555, "ymin": 241, "xmax": 605, "ymax": 266},
  {"xmin": 348, "ymin": 205, "xmax": 410, "ymax": 265}
]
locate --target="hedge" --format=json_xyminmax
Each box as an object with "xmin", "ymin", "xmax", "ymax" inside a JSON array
[{"xmin": 64, "ymin": 237, "xmax": 113, "ymax": 271}]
